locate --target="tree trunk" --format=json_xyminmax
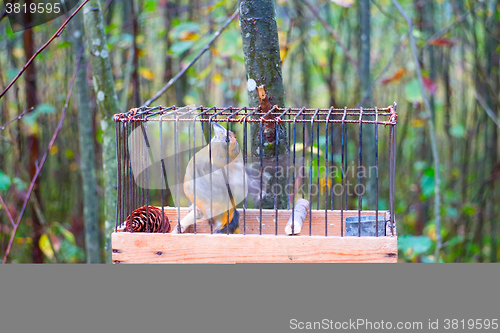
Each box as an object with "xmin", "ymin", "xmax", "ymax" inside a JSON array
[
  {"xmin": 23, "ymin": 24, "xmax": 43, "ymax": 263},
  {"xmin": 239, "ymin": 0, "xmax": 289, "ymax": 209},
  {"xmin": 71, "ymin": 11, "xmax": 102, "ymax": 263},
  {"xmin": 84, "ymin": 0, "xmax": 120, "ymax": 263},
  {"xmin": 130, "ymin": 0, "xmax": 140, "ymax": 107},
  {"xmin": 325, "ymin": 3, "xmax": 337, "ymax": 108},
  {"xmin": 485, "ymin": 0, "xmax": 499, "ymax": 262},
  {"xmin": 358, "ymin": 0, "xmax": 375, "ymax": 208}
]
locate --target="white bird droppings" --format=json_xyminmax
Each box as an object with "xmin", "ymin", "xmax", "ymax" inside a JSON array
[
  {"xmin": 100, "ymin": 49, "xmax": 109, "ymax": 58},
  {"xmin": 92, "ymin": 38, "xmax": 101, "ymax": 46},
  {"xmin": 97, "ymin": 91, "xmax": 105, "ymax": 101},
  {"xmin": 247, "ymin": 78, "xmax": 257, "ymax": 92}
]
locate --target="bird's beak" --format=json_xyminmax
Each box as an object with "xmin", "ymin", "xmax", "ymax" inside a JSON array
[{"xmin": 212, "ymin": 122, "xmax": 227, "ymax": 140}]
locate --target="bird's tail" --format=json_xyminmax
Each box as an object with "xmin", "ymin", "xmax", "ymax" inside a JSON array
[{"xmin": 215, "ymin": 209, "xmax": 240, "ymax": 234}]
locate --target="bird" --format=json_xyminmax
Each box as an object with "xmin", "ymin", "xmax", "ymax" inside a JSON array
[
  {"xmin": 174, "ymin": 122, "xmax": 246, "ymax": 234},
  {"xmin": 118, "ymin": 206, "xmax": 170, "ymax": 233}
]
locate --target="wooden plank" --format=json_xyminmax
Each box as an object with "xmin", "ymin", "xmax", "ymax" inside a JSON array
[
  {"xmin": 112, "ymin": 232, "xmax": 398, "ymax": 263},
  {"xmin": 126, "ymin": 207, "xmax": 387, "ymax": 236}
]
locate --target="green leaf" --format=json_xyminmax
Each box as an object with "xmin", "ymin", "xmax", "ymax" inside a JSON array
[
  {"xmin": 96, "ymin": 129, "xmax": 103, "ymax": 144},
  {"xmin": 57, "ymin": 40, "xmax": 72, "ymax": 49},
  {"xmin": 412, "ymin": 29, "xmax": 423, "ymax": 39},
  {"xmin": 420, "ymin": 173, "xmax": 434, "ymax": 198},
  {"xmin": 450, "ymin": 124, "xmax": 466, "ymax": 138},
  {"xmin": 463, "ymin": 205, "xmax": 476, "ymax": 216},
  {"xmin": 61, "ymin": 228, "xmax": 76, "ymax": 245},
  {"xmin": 404, "ymin": 78, "xmax": 422, "ymax": 103},
  {"xmin": 446, "ymin": 206, "xmax": 459, "ymax": 218},
  {"xmin": 424, "ymin": 167, "xmax": 435, "ymax": 177},
  {"xmin": 170, "ymin": 21, "xmax": 200, "ymax": 39},
  {"xmin": 108, "ymin": 33, "xmax": 133, "ymax": 48},
  {"xmin": 170, "ymin": 41, "xmax": 194, "ymax": 56},
  {"xmin": 398, "ymin": 235, "xmax": 432, "ymax": 258},
  {"xmin": 230, "ymin": 54, "xmax": 245, "ymax": 63},
  {"xmin": 420, "ymin": 255, "xmax": 434, "ymax": 263},
  {"xmin": 6, "ymin": 69, "xmax": 19, "ymax": 81},
  {"xmin": 144, "ymin": 0, "xmax": 157, "ymax": 12},
  {"xmin": 413, "ymin": 160, "xmax": 427, "ymax": 171},
  {"xmin": 36, "ymin": 103, "xmax": 56, "ymax": 114},
  {"xmin": 39, "ymin": 234, "xmax": 54, "ymax": 259},
  {"xmin": 13, "ymin": 177, "xmax": 27, "ymax": 190},
  {"xmin": 23, "ymin": 104, "xmax": 56, "ymax": 126},
  {"xmin": 446, "ymin": 235, "xmax": 465, "ymax": 248},
  {"xmin": 0, "ymin": 171, "xmax": 11, "ymax": 191},
  {"xmin": 65, "ymin": 149, "xmax": 75, "ymax": 159}
]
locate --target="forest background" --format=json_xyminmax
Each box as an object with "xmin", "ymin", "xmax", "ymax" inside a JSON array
[{"xmin": 0, "ymin": 0, "xmax": 498, "ymax": 263}]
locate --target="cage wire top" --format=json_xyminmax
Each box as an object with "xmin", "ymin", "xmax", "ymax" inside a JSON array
[{"xmin": 112, "ymin": 104, "xmax": 398, "ymax": 125}]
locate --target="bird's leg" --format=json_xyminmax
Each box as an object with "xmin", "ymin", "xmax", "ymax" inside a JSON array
[{"xmin": 171, "ymin": 204, "xmax": 204, "ymax": 233}]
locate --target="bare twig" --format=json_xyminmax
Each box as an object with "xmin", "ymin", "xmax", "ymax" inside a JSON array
[
  {"xmin": 300, "ymin": 0, "xmax": 358, "ymax": 70},
  {"xmin": 475, "ymin": 90, "xmax": 500, "ymax": 130},
  {"xmin": 0, "ymin": 195, "xmax": 15, "ymax": 227},
  {"xmin": 2, "ymin": 47, "xmax": 83, "ymax": 263},
  {"xmin": 143, "ymin": 8, "xmax": 239, "ymax": 107},
  {"xmin": 422, "ymin": 3, "xmax": 479, "ymax": 50},
  {"xmin": 370, "ymin": 0, "xmax": 403, "ymax": 23},
  {"xmin": 0, "ymin": 0, "xmax": 90, "ymax": 101},
  {"xmin": 103, "ymin": 0, "xmax": 115, "ymax": 12},
  {"xmin": 0, "ymin": 107, "xmax": 33, "ymax": 130},
  {"xmin": 392, "ymin": 0, "xmax": 442, "ymax": 262}
]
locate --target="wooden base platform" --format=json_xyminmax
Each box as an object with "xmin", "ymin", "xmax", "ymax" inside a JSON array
[{"xmin": 112, "ymin": 207, "xmax": 397, "ymax": 263}]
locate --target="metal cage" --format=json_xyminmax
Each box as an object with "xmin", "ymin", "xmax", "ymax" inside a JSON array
[{"xmin": 112, "ymin": 104, "xmax": 397, "ymax": 241}]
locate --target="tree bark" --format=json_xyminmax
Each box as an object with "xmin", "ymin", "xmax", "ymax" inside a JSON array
[
  {"xmin": 130, "ymin": 0, "xmax": 140, "ymax": 107},
  {"xmin": 71, "ymin": 11, "xmax": 102, "ymax": 263},
  {"xmin": 485, "ymin": 0, "xmax": 499, "ymax": 262},
  {"xmin": 239, "ymin": 0, "xmax": 289, "ymax": 209},
  {"xmin": 84, "ymin": 0, "xmax": 120, "ymax": 263},
  {"xmin": 358, "ymin": 0, "xmax": 375, "ymax": 208},
  {"xmin": 23, "ymin": 23, "xmax": 43, "ymax": 263}
]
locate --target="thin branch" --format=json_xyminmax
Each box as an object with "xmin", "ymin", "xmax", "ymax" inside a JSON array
[
  {"xmin": 143, "ymin": 8, "xmax": 239, "ymax": 107},
  {"xmin": 392, "ymin": 0, "xmax": 442, "ymax": 263},
  {"xmin": 2, "ymin": 47, "xmax": 83, "ymax": 264},
  {"xmin": 370, "ymin": 0, "xmax": 403, "ymax": 23},
  {"xmin": 475, "ymin": 90, "xmax": 500, "ymax": 130},
  {"xmin": 0, "ymin": 0, "xmax": 90, "ymax": 101},
  {"xmin": 0, "ymin": 107, "xmax": 33, "ymax": 130},
  {"xmin": 0, "ymin": 194, "xmax": 15, "ymax": 227},
  {"xmin": 103, "ymin": 0, "xmax": 115, "ymax": 12},
  {"xmin": 300, "ymin": 0, "xmax": 358, "ymax": 70},
  {"xmin": 422, "ymin": 2, "xmax": 479, "ymax": 50}
]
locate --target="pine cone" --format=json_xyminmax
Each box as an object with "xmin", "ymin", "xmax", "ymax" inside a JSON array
[{"xmin": 119, "ymin": 206, "xmax": 170, "ymax": 233}]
